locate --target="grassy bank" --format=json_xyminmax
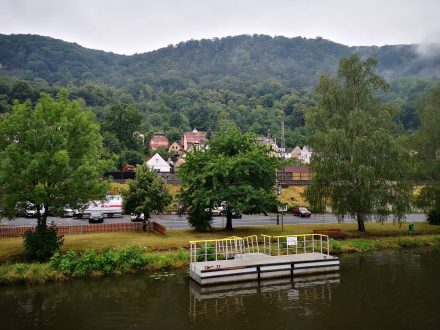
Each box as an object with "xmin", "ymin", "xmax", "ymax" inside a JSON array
[{"xmin": 1, "ymin": 222, "xmax": 440, "ymax": 285}]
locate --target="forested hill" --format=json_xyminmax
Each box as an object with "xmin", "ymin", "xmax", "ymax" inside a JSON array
[{"xmin": 1, "ymin": 34, "xmax": 440, "ymax": 90}]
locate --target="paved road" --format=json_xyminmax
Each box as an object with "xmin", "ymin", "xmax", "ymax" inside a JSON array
[{"xmin": 0, "ymin": 213, "xmax": 427, "ymax": 228}]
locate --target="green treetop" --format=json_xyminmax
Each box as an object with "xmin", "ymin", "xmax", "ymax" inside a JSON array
[
  {"xmin": 179, "ymin": 122, "xmax": 279, "ymax": 230},
  {"xmin": 122, "ymin": 165, "xmax": 172, "ymax": 222},
  {"xmin": 410, "ymin": 85, "xmax": 440, "ymax": 218},
  {"xmin": 305, "ymin": 55, "xmax": 411, "ymax": 232},
  {"xmin": 0, "ymin": 90, "xmax": 110, "ymax": 228}
]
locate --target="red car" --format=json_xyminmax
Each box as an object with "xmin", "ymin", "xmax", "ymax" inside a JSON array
[{"xmin": 292, "ymin": 207, "xmax": 312, "ymax": 217}]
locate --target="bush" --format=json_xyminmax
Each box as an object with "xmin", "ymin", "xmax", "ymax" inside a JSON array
[
  {"xmin": 330, "ymin": 239, "xmax": 342, "ymax": 253},
  {"xmin": 50, "ymin": 245, "xmax": 148, "ymax": 277},
  {"xmin": 427, "ymin": 209, "xmax": 440, "ymax": 225},
  {"xmin": 23, "ymin": 225, "xmax": 64, "ymax": 262},
  {"xmin": 350, "ymin": 239, "xmax": 376, "ymax": 252},
  {"xmin": 187, "ymin": 205, "xmax": 212, "ymax": 231}
]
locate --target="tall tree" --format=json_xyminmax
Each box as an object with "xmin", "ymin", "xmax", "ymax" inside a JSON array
[
  {"xmin": 179, "ymin": 122, "xmax": 278, "ymax": 230},
  {"xmin": 0, "ymin": 90, "xmax": 110, "ymax": 228},
  {"xmin": 305, "ymin": 55, "xmax": 411, "ymax": 232},
  {"xmin": 122, "ymin": 165, "xmax": 171, "ymax": 225},
  {"xmin": 102, "ymin": 103, "xmax": 143, "ymax": 150},
  {"xmin": 410, "ymin": 85, "xmax": 440, "ymax": 218}
]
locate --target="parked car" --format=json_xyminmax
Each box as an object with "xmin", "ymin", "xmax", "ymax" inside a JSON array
[
  {"xmin": 88, "ymin": 211, "xmax": 104, "ymax": 223},
  {"xmin": 62, "ymin": 207, "xmax": 74, "ymax": 217},
  {"xmin": 130, "ymin": 213, "xmax": 145, "ymax": 222},
  {"xmin": 292, "ymin": 207, "xmax": 312, "ymax": 217},
  {"xmin": 231, "ymin": 209, "xmax": 242, "ymax": 219},
  {"xmin": 211, "ymin": 208, "xmax": 223, "ymax": 217}
]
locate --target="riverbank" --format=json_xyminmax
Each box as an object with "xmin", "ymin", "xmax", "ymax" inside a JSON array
[{"xmin": 1, "ymin": 222, "xmax": 440, "ymax": 285}]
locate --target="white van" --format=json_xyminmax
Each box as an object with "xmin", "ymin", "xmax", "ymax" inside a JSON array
[{"xmin": 74, "ymin": 195, "xmax": 123, "ymax": 218}]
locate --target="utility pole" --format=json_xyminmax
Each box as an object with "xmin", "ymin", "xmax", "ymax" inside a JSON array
[{"xmin": 280, "ymin": 121, "xmax": 285, "ymax": 159}]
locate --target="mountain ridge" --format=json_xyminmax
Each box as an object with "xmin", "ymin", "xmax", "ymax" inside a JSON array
[{"xmin": 1, "ymin": 33, "xmax": 439, "ymax": 91}]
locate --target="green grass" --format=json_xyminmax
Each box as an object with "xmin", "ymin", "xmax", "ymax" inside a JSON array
[{"xmin": 1, "ymin": 222, "xmax": 440, "ymax": 263}]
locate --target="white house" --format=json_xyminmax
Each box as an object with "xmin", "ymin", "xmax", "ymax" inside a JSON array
[
  {"xmin": 146, "ymin": 153, "xmax": 171, "ymax": 173},
  {"xmin": 300, "ymin": 146, "xmax": 313, "ymax": 164}
]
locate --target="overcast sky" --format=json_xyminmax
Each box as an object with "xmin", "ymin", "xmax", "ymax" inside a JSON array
[{"xmin": 1, "ymin": 0, "xmax": 439, "ymax": 55}]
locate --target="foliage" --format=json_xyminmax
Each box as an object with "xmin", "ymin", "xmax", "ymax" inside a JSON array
[
  {"xmin": 122, "ymin": 165, "xmax": 172, "ymax": 220},
  {"xmin": 0, "ymin": 91, "xmax": 110, "ymax": 230},
  {"xmin": 1, "ymin": 35, "xmax": 438, "ymax": 143},
  {"xmin": 408, "ymin": 85, "xmax": 440, "ymax": 215},
  {"xmin": 187, "ymin": 204, "xmax": 213, "ymax": 231},
  {"xmin": 179, "ymin": 123, "xmax": 279, "ymax": 230},
  {"xmin": 427, "ymin": 209, "xmax": 440, "ymax": 225},
  {"xmin": 23, "ymin": 225, "xmax": 64, "ymax": 262},
  {"xmin": 48, "ymin": 245, "xmax": 188, "ymax": 278},
  {"xmin": 305, "ymin": 55, "xmax": 412, "ymax": 232}
]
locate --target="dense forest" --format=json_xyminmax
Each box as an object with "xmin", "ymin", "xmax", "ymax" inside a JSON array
[{"xmin": 0, "ymin": 34, "xmax": 439, "ymax": 168}]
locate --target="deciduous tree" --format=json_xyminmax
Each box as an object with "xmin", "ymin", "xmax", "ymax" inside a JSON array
[
  {"xmin": 122, "ymin": 165, "xmax": 172, "ymax": 224},
  {"xmin": 409, "ymin": 85, "xmax": 440, "ymax": 218},
  {"xmin": 305, "ymin": 55, "xmax": 411, "ymax": 232},
  {"xmin": 179, "ymin": 122, "xmax": 279, "ymax": 230},
  {"xmin": 0, "ymin": 90, "xmax": 110, "ymax": 228}
]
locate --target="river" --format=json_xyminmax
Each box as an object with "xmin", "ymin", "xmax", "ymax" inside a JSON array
[{"xmin": 1, "ymin": 249, "xmax": 439, "ymax": 330}]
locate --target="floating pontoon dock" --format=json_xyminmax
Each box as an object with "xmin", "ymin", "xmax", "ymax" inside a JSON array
[{"xmin": 189, "ymin": 234, "xmax": 339, "ymax": 285}]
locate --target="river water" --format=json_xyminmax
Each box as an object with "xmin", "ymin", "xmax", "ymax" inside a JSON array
[{"xmin": 1, "ymin": 249, "xmax": 439, "ymax": 330}]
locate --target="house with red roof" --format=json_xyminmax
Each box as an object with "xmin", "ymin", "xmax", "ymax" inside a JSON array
[
  {"xmin": 149, "ymin": 133, "xmax": 169, "ymax": 150},
  {"xmin": 182, "ymin": 129, "xmax": 208, "ymax": 151}
]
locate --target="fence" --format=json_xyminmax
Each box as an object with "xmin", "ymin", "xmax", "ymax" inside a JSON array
[{"xmin": 0, "ymin": 221, "xmax": 166, "ymax": 238}]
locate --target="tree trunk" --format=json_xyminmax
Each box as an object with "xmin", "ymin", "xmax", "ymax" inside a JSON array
[
  {"xmin": 36, "ymin": 204, "xmax": 47, "ymax": 229},
  {"xmin": 357, "ymin": 213, "xmax": 366, "ymax": 232},
  {"xmin": 225, "ymin": 208, "xmax": 233, "ymax": 231}
]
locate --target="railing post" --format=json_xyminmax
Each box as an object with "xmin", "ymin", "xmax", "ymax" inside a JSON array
[
  {"xmin": 320, "ymin": 235, "xmax": 323, "ymax": 254},
  {"xmin": 327, "ymin": 236, "xmax": 330, "ymax": 255},
  {"xmin": 303, "ymin": 235, "xmax": 306, "ymax": 253},
  {"xmin": 277, "ymin": 237, "xmax": 280, "ymax": 255},
  {"xmin": 312, "ymin": 235, "xmax": 315, "ymax": 253},
  {"xmin": 205, "ymin": 241, "xmax": 207, "ymax": 261}
]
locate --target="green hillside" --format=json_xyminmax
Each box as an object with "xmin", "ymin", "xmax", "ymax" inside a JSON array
[
  {"xmin": 0, "ymin": 34, "xmax": 439, "ymax": 169},
  {"xmin": 1, "ymin": 34, "xmax": 439, "ymax": 90}
]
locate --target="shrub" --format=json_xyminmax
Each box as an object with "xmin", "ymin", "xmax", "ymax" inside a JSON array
[
  {"xmin": 427, "ymin": 209, "xmax": 440, "ymax": 225},
  {"xmin": 50, "ymin": 246, "xmax": 150, "ymax": 277},
  {"xmin": 330, "ymin": 239, "xmax": 343, "ymax": 253},
  {"xmin": 350, "ymin": 239, "xmax": 376, "ymax": 252},
  {"xmin": 187, "ymin": 205, "xmax": 212, "ymax": 231},
  {"xmin": 397, "ymin": 238, "xmax": 423, "ymax": 248},
  {"xmin": 23, "ymin": 225, "xmax": 64, "ymax": 262}
]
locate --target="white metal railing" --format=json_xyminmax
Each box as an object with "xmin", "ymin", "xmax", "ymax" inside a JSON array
[
  {"xmin": 189, "ymin": 235, "xmax": 260, "ymax": 268},
  {"xmin": 267, "ymin": 234, "xmax": 330, "ymax": 256},
  {"xmin": 189, "ymin": 234, "xmax": 330, "ymax": 270}
]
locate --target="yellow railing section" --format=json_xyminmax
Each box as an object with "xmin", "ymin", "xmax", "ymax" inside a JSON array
[
  {"xmin": 189, "ymin": 235, "xmax": 259, "ymax": 265},
  {"xmin": 189, "ymin": 233, "xmax": 330, "ymax": 267}
]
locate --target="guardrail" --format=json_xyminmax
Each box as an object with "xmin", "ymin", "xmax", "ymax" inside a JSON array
[
  {"xmin": 189, "ymin": 234, "xmax": 330, "ymax": 269},
  {"xmin": 269, "ymin": 234, "xmax": 330, "ymax": 256},
  {"xmin": 0, "ymin": 221, "xmax": 166, "ymax": 238},
  {"xmin": 189, "ymin": 235, "xmax": 259, "ymax": 266}
]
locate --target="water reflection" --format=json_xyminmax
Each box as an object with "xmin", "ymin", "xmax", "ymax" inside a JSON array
[
  {"xmin": 1, "ymin": 250, "xmax": 440, "ymax": 330},
  {"xmin": 189, "ymin": 273, "xmax": 340, "ymax": 319}
]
